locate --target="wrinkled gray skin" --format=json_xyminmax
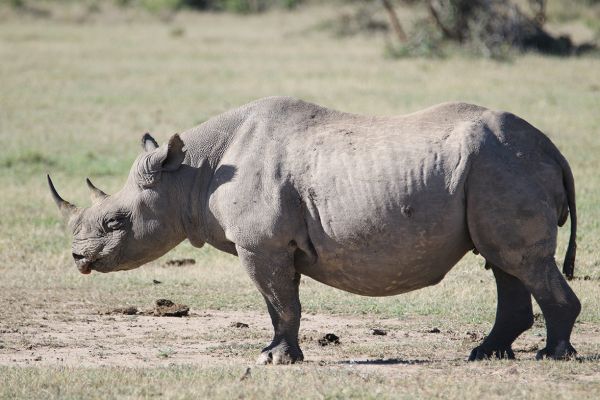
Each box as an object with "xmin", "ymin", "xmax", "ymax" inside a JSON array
[{"xmin": 49, "ymin": 96, "xmax": 581, "ymax": 364}]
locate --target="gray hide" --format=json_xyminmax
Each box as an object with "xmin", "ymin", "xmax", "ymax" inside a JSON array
[{"xmin": 49, "ymin": 96, "xmax": 580, "ymax": 364}]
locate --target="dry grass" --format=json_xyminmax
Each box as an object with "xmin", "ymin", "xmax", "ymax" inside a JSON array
[{"xmin": 1, "ymin": 3, "xmax": 600, "ymax": 399}]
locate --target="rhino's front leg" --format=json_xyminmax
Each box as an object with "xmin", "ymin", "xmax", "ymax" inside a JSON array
[{"xmin": 237, "ymin": 246, "xmax": 304, "ymax": 365}]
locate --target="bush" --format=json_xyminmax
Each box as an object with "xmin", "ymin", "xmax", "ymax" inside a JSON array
[
  {"xmin": 427, "ymin": 0, "xmax": 591, "ymax": 56},
  {"xmin": 1, "ymin": 0, "xmax": 303, "ymax": 13},
  {"xmin": 139, "ymin": 0, "xmax": 302, "ymax": 12}
]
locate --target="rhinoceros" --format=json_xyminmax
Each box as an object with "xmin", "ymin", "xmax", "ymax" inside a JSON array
[{"xmin": 48, "ymin": 96, "xmax": 580, "ymax": 364}]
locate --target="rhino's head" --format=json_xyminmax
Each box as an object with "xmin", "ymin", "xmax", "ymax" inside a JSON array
[{"xmin": 48, "ymin": 133, "xmax": 192, "ymax": 274}]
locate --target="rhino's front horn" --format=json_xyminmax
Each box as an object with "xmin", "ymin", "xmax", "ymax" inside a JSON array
[
  {"xmin": 47, "ymin": 174, "xmax": 78, "ymax": 220},
  {"xmin": 86, "ymin": 178, "xmax": 109, "ymax": 204}
]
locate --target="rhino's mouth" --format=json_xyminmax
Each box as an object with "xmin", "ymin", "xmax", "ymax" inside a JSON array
[
  {"xmin": 74, "ymin": 253, "xmax": 116, "ymax": 274},
  {"xmin": 74, "ymin": 256, "xmax": 100, "ymax": 275},
  {"xmin": 78, "ymin": 264, "xmax": 92, "ymax": 274}
]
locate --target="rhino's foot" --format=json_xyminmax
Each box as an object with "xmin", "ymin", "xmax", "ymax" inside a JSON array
[
  {"xmin": 468, "ymin": 345, "xmax": 515, "ymax": 361},
  {"xmin": 255, "ymin": 342, "xmax": 304, "ymax": 365},
  {"xmin": 536, "ymin": 341, "xmax": 577, "ymax": 360}
]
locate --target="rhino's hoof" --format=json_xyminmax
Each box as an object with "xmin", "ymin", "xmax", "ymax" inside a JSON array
[
  {"xmin": 255, "ymin": 345, "xmax": 304, "ymax": 365},
  {"xmin": 535, "ymin": 341, "xmax": 577, "ymax": 360},
  {"xmin": 468, "ymin": 345, "xmax": 515, "ymax": 361}
]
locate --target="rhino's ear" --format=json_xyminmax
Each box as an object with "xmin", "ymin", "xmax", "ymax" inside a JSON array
[
  {"xmin": 141, "ymin": 132, "xmax": 159, "ymax": 152},
  {"xmin": 156, "ymin": 134, "xmax": 186, "ymax": 172},
  {"xmin": 139, "ymin": 134, "xmax": 186, "ymax": 188}
]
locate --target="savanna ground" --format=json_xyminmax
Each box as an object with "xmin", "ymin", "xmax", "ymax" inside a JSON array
[{"xmin": 1, "ymin": 2, "xmax": 600, "ymax": 398}]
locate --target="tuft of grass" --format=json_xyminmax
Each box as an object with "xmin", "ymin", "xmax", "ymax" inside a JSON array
[{"xmin": 156, "ymin": 348, "xmax": 176, "ymax": 358}]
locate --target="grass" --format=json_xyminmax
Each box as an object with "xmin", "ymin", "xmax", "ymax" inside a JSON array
[
  {"xmin": 2, "ymin": 364, "xmax": 600, "ymax": 400},
  {"xmin": 1, "ymin": 3, "xmax": 600, "ymax": 399}
]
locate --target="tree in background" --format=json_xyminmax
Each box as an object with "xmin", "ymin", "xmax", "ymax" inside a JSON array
[
  {"xmin": 380, "ymin": 0, "xmax": 596, "ymax": 57},
  {"xmin": 426, "ymin": 0, "xmax": 576, "ymax": 55}
]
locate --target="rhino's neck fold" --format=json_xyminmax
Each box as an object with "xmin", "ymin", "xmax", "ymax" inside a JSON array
[{"xmin": 181, "ymin": 158, "xmax": 211, "ymax": 248}]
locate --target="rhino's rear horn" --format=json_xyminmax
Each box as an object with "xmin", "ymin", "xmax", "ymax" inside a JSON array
[
  {"xmin": 47, "ymin": 174, "xmax": 78, "ymax": 220},
  {"xmin": 86, "ymin": 178, "xmax": 109, "ymax": 204}
]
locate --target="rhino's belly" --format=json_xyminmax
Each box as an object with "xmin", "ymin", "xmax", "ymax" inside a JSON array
[
  {"xmin": 296, "ymin": 193, "xmax": 472, "ymax": 296},
  {"xmin": 296, "ymin": 233, "xmax": 471, "ymax": 296}
]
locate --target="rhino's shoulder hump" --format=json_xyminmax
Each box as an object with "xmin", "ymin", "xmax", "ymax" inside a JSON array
[{"xmin": 244, "ymin": 96, "xmax": 333, "ymax": 117}]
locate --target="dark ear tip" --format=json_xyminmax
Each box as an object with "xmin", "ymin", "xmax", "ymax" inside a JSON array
[{"xmin": 141, "ymin": 132, "xmax": 159, "ymax": 151}]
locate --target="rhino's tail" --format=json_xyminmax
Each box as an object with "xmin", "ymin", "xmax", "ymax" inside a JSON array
[{"xmin": 554, "ymin": 148, "xmax": 577, "ymax": 280}]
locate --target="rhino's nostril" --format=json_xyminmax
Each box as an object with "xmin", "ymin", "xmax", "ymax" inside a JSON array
[{"xmin": 72, "ymin": 253, "xmax": 85, "ymax": 261}]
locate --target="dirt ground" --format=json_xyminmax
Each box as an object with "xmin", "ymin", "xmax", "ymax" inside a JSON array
[{"xmin": 2, "ymin": 299, "xmax": 600, "ymax": 371}]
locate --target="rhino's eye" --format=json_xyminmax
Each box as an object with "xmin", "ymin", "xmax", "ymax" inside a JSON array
[{"xmin": 105, "ymin": 217, "xmax": 126, "ymax": 231}]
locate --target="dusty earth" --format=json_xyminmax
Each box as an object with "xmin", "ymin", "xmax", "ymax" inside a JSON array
[{"xmin": 2, "ymin": 300, "xmax": 600, "ymax": 371}]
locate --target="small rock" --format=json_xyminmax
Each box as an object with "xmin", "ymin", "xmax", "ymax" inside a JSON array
[
  {"xmin": 165, "ymin": 259, "xmax": 196, "ymax": 267},
  {"xmin": 318, "ymin": 333, "xmax": 340, "ymax": 346},
  {"xmin": 154, "ymin": 299, "xmax": 189, "ymax": 317},
  {"xmin": 231, "ymin": 322, "xmax": 249, "ymax": 328},
  {"xmin": 371, "ymin": 329, "xmax": 387, "ymax": 336},
  {"xmin": 429, "ymin": 328, "xmax": 441, "ymax": 333}
]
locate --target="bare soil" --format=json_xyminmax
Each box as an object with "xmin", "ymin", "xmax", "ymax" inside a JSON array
[{"xmin": 2, "ymin": 300, "xmax": 600, "ymax": 372}]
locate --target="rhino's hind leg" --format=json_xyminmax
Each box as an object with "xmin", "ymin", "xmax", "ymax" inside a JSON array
[
  {"xmin": 467, "ymin": 152, "xmax": 581, "ymax": 360},
  {"xmin": 520, "ymin": 259, "xmax": 580, "ymax": 360},
  {"xmin": 469, "ymin": 265, "xmax": 533, "ymax": 361},
  {"xmin": 474, "ymin": 258, "xmax": 580, "ymax": 360},
  {"xmin": 468, "ymin": 214, "xmax": 580, "ymax": 359},
  {"xmin": 471, "ymin": 244, "xmax": 580, "ymax": 360},
  {"xmin": 236, "ymin": 246, "xmax": 304, "ymax": 365}
]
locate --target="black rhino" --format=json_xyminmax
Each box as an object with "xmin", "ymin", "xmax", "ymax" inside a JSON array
[{"xmin": 48, "ymin": 97, "xmax": 579, "ymax": 364}]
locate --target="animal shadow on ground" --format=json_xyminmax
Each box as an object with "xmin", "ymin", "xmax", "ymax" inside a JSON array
[
  {"xmin": 575, "ymin": 354, "xmax": 600, "ymax": 362},
  {"xmin": 337, "ymin": 358, "xmax": 430, "ymax": 366}
]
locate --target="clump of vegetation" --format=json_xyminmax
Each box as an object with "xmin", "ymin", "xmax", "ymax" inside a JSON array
[
  {"xmin": 426, "ymin": 0, "xmax": 586, "ymax": 57},
  {"xmin": 1, "ymin": 0, "xmax": 302, "ymax": 14},
  {"xmin": 326, "ymin": 2, "xmax": 389, "ymax": 37},
  {"xmin": 64, "ymin": 0, "xmax": 302, "ymax": 13},
  {"xmin": 330, "ymin": 0, "xmax": 598, "ymax": 59},
  {"xmin": 151, "ymin": 0, "xmax": 302, "ymax": 13},
  {"xmin": 385, "ymin": 19, "xmax": 446, "ymax": 58}
]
